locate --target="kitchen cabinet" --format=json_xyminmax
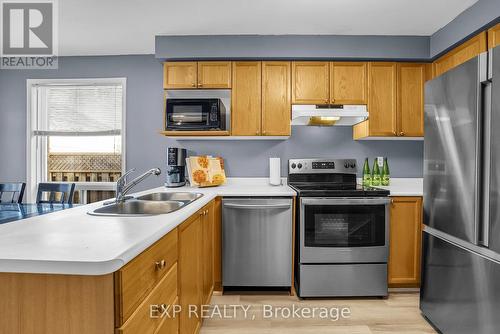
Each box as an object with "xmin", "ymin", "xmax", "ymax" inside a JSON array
[
  {"xmin": 433, "ymin": 31, "xmax": 487, "ymax": 78},
  {"xmin": 292, "ymin": 61, "xmax": 330, "ymax": 104},
  {"xmin": 163, "ymin": 61, "xmax": 231, "ymax": 89},
  {"xmin": 179, "ymin": 211, "xmax": 203, "ymax": 334},
  {"xmin": 488, "ymin": 23, "xmax": 500, "ymax": 50},
  {"xmin": 388, "ymin": 197, "xmax": 422, "ymax": 287},
  {"xmin": 262, "ymin": 61, "xmax": 291, "ymax": 136},
  {"xmin": 163, "ymin": 62, "xmax": 197, "ymax": 89},
  {"xmin": 114, "ymin": 229, "xmax": 178, "ymax": 325},
  {"xmin": 354, "ymin": 62, "xmax": 397, "ymax": 137},
  {"xmin": 0, "ymin": 200, "xmax": 217, "ymax": 334},
  {"xmin": 231, "ymin": 61, "xmax": 262, "ymax": 136},
  {"xmin": 353, "ymin": 62, "xmax": 425, "ymax": 139},
  {"xmin": 213, "ymin": 197, "xmax": 223, "ymax": 291},
  {"xmin": 397, "ymin": 63, "xmax": 425, "ymax": 137},
  {"xmin": 330, "ymin": 62, "xmax": 367, "ymax": 104},
  {"xmin": 197, "ymin": 61, "xmax": 232, "ymax": 88},
  {"xmin": 202, "ymin": 201, "xmax": 215, "ymax": 305}
]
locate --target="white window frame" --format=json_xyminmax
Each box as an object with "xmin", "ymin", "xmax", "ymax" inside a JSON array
[{"xmin": 26, "ymin": 78, "xmax": 127, "ymax": 203}]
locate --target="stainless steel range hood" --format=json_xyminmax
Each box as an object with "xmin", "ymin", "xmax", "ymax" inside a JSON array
[{"xmin": 291, "ymin": 105, "xmax": 368, "ymax": 126}]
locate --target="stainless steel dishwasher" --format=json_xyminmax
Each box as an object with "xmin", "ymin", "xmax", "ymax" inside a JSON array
[{"xmin": 222, "ymin": 197, "xmax": 293, "ymax": 287}]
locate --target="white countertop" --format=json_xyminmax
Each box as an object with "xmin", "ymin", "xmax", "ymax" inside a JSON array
[
  {"xmin": 376, "ymin": 178, "xmax": 423, "ymax": 196},
  {"xmin": 0, "ymin": 178, "xmax": 295, "ymax": 276}
]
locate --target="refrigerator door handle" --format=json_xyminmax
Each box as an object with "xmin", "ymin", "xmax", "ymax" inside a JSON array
[{"xmin": 481, "ymin": 81, "xmax": 492, "ymax": 248}]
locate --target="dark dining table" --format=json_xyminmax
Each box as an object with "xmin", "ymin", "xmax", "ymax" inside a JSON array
[{"xmin": 0, "ymin": 203, "xmax": 75, "ymax": 225}]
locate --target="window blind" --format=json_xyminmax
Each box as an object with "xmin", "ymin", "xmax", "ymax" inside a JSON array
[{"xmin": 34, "ymin": 84, "xmax": 122, "ymax": 136}]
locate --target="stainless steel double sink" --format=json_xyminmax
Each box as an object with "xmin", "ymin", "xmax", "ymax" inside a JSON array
[{"xmin": 88, "ymin": 192, "xmax": 203, "ymax": 216}]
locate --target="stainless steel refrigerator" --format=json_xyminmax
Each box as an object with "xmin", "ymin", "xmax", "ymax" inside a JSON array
[{"xmin": 421, "ymin": 46, "xmax": 500, "ymax": 333}]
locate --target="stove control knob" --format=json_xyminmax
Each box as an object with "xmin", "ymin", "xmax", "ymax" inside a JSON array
[
  {"xmin": 344, "ymin": 162, "xmax": 349, "ymax": 168},
  {"xmin": 350, "ymin": 163, "xmax": 356, "ymax": 168},
  {"xmin": 297, "ymin": 163, "xmax": 303, "ymax": 169},
  {"xmin": 291, "ymin": 163, "xmax": 296, "ymax": 169}
]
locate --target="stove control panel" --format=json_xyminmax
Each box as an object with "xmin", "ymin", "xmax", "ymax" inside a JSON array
[{"xmin": 288, "ymin": 159, "xmax": 357, "ymax": 174}]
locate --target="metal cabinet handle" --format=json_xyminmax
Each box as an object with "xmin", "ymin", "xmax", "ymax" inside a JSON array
[
  {"xmin": 198, "ymin": 83, "xmax": 203, "ymax": 87},
  {"xmin": 324, "ymin": 99, "xmax": 329, "ymax": 103},
  {"xmin": 155, "ymin": 259, "xmax": 166, "ymax": 270},
  {"xmin": 191, "ymin": 83, "xmax": 196, "ymax": 87},
  {"xmin": 399, "ymin": 131, "xmax": 405, "ymax": 136}
]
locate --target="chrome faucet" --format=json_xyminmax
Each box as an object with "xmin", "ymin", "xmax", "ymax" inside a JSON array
[{"xmin": 114, "ymin": 168, "xmax": 161, "ymax": 203}]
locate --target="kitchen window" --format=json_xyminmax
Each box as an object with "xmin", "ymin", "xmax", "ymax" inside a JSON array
[{"xmin": 26, "ymin": 78, "xmax": 126, "ymax": 203}]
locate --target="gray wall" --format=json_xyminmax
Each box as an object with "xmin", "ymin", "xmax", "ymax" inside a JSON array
[
  {"xmin": 155, "ymin": 35, "xmax": 430, "ymax": 61},
  {"xmin": 0, "ymin": 55, "xmax": 423, "ymax": 192},
  {"xmin": 430, "ymin": 0, "xmax": 500, "ymax": 57}
]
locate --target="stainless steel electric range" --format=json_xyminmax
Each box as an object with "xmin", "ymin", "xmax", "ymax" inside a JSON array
[{"xmin": 288, "ymin": 158, "xmax": 390, "ymax": 298}]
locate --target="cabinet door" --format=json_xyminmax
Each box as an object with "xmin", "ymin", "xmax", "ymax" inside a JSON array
[
  {"xmin": 262, "ymin": 61, "xmax": 291, "ymax": 136},
  {"xmin": 179, "ymin": 214, "xmax": 202, "ymax": 334},
  {"xmin": 488, "ymin": 23, "xmax": 500, "ymax": 50},
  {"xmin": 202, "ymin": 202, "xmax": 214, "ymax": 305},
  {"xmin": 231, "ymin": 62, "xmax": 262, "ymax": 136},
  {"xmin": 367, "ymin": 62, "xmax": 397, "ymax": 136},
  {"xmin": 213, "ymin": 197, "xmax": 222, "ymax": 291},
  {"xmin": 434, "ymin": 31, "xmax": 487, "ymax": 77},
  {"xmin": 330, "ymin": 62, "xmax": 367, "ymax": 104},
  {"xmin": 197, "ymin": 61, "xmax": 231, "ymax": 88},
  {"xmin": 397, "ymin": 63, "xmax": 425, "ymax": 137},
  {"xmin": 163, "ymin": 62, "xmax": 197, "ymax": 89},
  {"xmin": 388, "ymin": 197, "xmax": 422, "ymax": 287},
  {"xmin": 291, "ymin": 62, "xmax": 329, "ymax": 104}
]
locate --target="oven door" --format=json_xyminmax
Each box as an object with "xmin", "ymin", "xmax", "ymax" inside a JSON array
[
  {"xmin": 300, "ymin": 197, "xmax": 390, "ymax": 263},
  {"xmin": 165, "ymin": 99, "xmax": 219, "ymax": 129}
]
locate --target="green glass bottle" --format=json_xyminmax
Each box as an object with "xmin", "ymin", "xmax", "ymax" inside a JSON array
[
  {"xmin": 371, "ymin": 158, "xmax": 381, "ymax": 186},
  {"xmin": 362, "ymin": 158, "xmax": 372, "ymax": 187},
  {"xmin": 381, "ymin": 157, "xmax": 390, "ymax": 186}
]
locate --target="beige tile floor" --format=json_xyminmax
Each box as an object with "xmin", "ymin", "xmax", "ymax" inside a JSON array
[{"xmin": 200, "ymin": 292, "xmax": 436, "ymax": 334}]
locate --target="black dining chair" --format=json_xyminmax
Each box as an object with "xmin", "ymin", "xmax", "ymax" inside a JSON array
[
  {"xmin": 0, "ymin": 182, "xmax": 26, "ymax": 204},
  {"xmin": 36, "ymin": 183, "xmax": 76, "ymax": 204}
]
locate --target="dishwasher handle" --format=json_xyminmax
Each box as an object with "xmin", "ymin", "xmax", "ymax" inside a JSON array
[{"xmin": 223, "ymin": 203, "xmax": 292, "ymax": 210}]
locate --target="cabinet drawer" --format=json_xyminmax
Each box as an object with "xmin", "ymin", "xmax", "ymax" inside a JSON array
[
  {"xmin": 115, "ymin": 229, "xmax": 178, "ymax": 325},
  {"xmin": 154, "ymin": 297, "xmax": 179, "ymax": 334},
  {"xmin": 116, "ymin": 263, "xmax": 178, "ymax": 334}
]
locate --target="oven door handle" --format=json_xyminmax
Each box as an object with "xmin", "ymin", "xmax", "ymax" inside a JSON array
[{"xmin": 300, "ymin": 197, "xmax": 391, "ymax": 206}]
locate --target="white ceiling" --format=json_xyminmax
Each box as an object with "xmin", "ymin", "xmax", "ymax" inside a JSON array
[{"xmin": 59, "ymin": 0, "xmax": 479, "ymax": 56}]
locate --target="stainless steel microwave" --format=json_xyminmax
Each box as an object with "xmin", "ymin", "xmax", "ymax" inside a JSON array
[{"xmin": 165, "ymin": 98, "xmax": 226, "ymax": 131}]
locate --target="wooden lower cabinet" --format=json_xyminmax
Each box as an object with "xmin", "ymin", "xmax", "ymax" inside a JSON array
[
  {"xmin": 202, "ymin": 202, "xmax": 215, "ymax": 305},
  {"xmin": 388, "ymin": 197, "xmax": 423, "ymax": 287},
  {"xmin": 0, "ymin": 199, "xmax": 218, "ymax": 334},
  {"xmin": 179, "ymin": 212, "xmax": 203, "ymax": 334}
]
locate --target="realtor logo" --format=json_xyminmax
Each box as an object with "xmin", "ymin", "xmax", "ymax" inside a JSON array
[{"xmin": 1, "ymin": 0, "xmax": 58, "ymax": 69}]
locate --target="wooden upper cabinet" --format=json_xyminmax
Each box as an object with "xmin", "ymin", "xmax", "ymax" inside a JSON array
[
  {"xmin": 488, "ymin": 23, "xmax": 500, "ymax": 50},
  {"xmin": 330, "ymin": 62, "xmax": 367, "ymax": 104},
  {"xmin": 163, "ymin": 62, "xmax": 197, "ymax": 89},
  {"xmin": 292, "ymin": 62, "xmax": 329, "ymax": 104},
  {"xmin": 389, "ymin": 197, "xmax": 423, "ymax": 287},
  {"xmin": 366, "ymin": 62, "xmax": 398, "ymax": 136},
  {"xmin": 197, "ymin": 61, "xmax": 231, "ymax": 88},
  {"xmin": 231, "ymin": 62, "xmax": 262, "ymax": 136},
  {"xmin": 397, "ymin": 63, "xmax": 425, "ymax": 137},
  {"xmin": 262, "ymin": 61, "xmax": 291, "ymax": 136},
  {"xmin": 433, "ymin": 31, "xmax": 487, "ymax": 78}
]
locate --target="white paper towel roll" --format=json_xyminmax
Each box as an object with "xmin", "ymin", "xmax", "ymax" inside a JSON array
[{"xmin": 269, "ymin": 157, "xmax": 281, "ymax": 186}]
